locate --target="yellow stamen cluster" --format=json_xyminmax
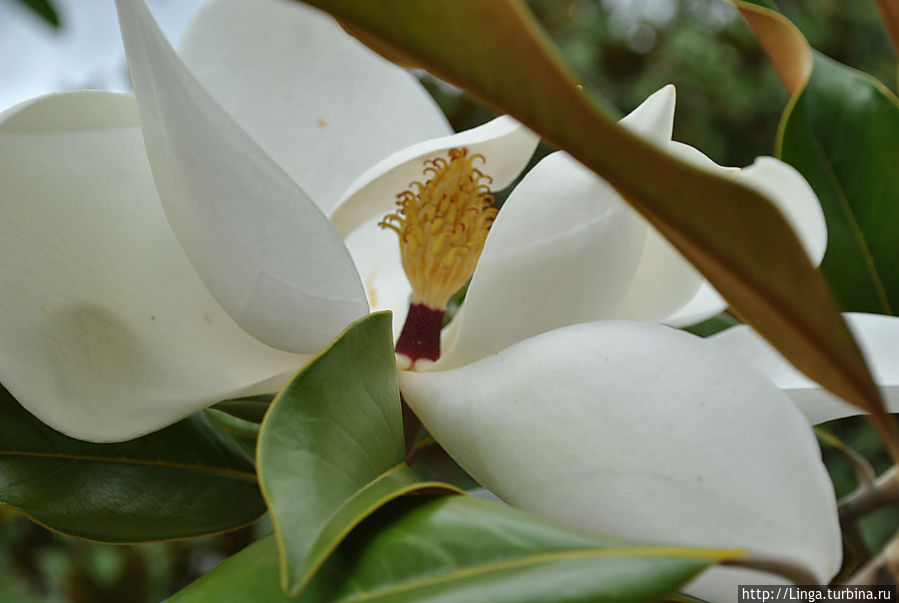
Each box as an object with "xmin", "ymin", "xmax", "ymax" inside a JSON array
[{"xmin": 380, "ymin": 147, "xmax": 496, "ymax": 309}]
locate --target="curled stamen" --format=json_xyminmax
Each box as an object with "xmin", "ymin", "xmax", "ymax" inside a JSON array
[{"xmin": 380, "ymin": 147, "xmax": 496, "ymax": 310}]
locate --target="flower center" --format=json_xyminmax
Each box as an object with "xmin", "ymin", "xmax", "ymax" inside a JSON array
[{"xmin": 380, "ymin": 147, "xmax": 496, "ymax": 367}]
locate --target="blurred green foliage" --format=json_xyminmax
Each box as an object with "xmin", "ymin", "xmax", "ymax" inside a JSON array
[
  {"xmin": 9, "ymin": 0, "xmax": 60, "ymax": 28},
  {"xmin": 434, "ymin": 0, "xmax": 894, "ymax": 168},
  {"xmin": 1, "ymin": 0, "xmax": 896, "ymax": 599}
]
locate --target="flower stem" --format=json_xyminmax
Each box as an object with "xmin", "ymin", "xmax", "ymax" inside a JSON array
[{"xmin": 839, "ymin": 466, "xmax": 899, "ymax": 525}]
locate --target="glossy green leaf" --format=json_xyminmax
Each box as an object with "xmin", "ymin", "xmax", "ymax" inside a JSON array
[
  {"xmin": 170, "ymin": 495, "xmax": 738, "ymax": 603},
  {"xmin": 204, "ymin": 408, "xmax": 261, "ymax": 458},
  {"xmin": 312, "ymin": 0, "xmax": 883, "ymax": 428},
  {"xmin": 213, "ymin": 394, "xmax": 274, "ymax": 423},
  {"xmin": 14, "ymin": 0, "xmax": 60, "ymax": 28},
  {"xmin": 0, "ymin": 382, "xmax": 265, "ymax": 543},
  {"xmin": 778, "ymin": 54, "xmax": 899, "ymax": 315},
  {"xmin": 734, "ymin": 0, "xmax": 899, "ymax": 458},
  {"xmin": 257, "ymin": 312, "xmax": 459, "ymax": 596},
  {"xmin": 683, "ymin": 312, "xmax": 740, "ymax": 338}
]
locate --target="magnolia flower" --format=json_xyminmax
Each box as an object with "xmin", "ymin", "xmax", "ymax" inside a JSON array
[{"xmin": 0, "ymin": 0, "xmax": 845, "ymax": 597}]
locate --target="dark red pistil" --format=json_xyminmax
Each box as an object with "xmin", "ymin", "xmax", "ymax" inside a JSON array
[{"xmin": 395, "ymin": 303, "xmax": 445, "ymax": 363}]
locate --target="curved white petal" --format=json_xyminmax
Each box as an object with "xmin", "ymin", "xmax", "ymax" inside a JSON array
[
  {"xmin": 402, "ymin": 321, "xmax": 840, "ymax": 589},
  {"xmin": 611, "ymin": 222, "xmax": 707, "ymax": 323},
  {"xmin": 330, "ymin": 116, "xmax": 539, "ymax": 237},
  {"xmin": 664, "ymin": 282, "xmax": 729, "ymax": 328},
  {"xmin": 667, "ymin": 146, "xmax": 825, "ymax": 267},
  {"xmin": 740, "ymin": 156, "xmax": 827, "ymax": 266},
  {"xmin": 343, "ymin": 216, "xmax": 411, "ymax": 340},
  {"xmin": 618, "ymin": 84, "xmax": 676, "ymax": 144},
  {"xmin": 621, "ymin": 143, "xmax": 826, "ymax": 326},
  {"xmin": 178, "ymin": 0, "xmax": 451, "ymax": 213},
  {"xmin": 598, "ymin": 87, "xmax": 707, "ymax": 323},
  {"xmin": 711, "ymin": 313, "xmax": 899, "ymax": 424},
  {"xmin": 0, "ymin": 92, "xmax": 308, "ymax": 442},
  {"xmin": 435, "ymin": 152, "xmax": 647, "ymax": 370},
  {"xmin": 115, "ymin": 0, "xmax": 367, "ymax": 354}
]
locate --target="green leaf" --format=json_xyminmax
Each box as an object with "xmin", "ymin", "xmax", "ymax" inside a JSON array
[
  {"xmin": 778, "ymin": 53, "xmax": 899, "ymax": 315},
  {"xmin": 213, "ymin": 394, "xmax": 274, "ymax": 423},
  {"xmin": 734, "ymin": 0, "xmax": 899, "ymax": 458},
  {"xmin": 314, "ymin": 0, "xmax": 883, "ymax": 429},
  {"xmin": 257, "ymin": 312, "xmax": 459, "ymax": 595},
  {"xmin": 0, "ymin": 383, "xmax": 266, "ymax": 543},
  {"xmin": 408, "ymin": 438, "xmax": 480, "ymax": 491},
  {"xmin": 169, "ymin": 495, "xmax": 738, "ymax": 603},
  {"xmin": 682, "ymin": 312, "xmax": 740, "ymax": 338},
  {"xmin": 13, "ymin": 0, "xmax": 60, "ymax": 28},
  {"xmin": 204, "ymin": 408, "xmax": 261, "ymax": 458}
]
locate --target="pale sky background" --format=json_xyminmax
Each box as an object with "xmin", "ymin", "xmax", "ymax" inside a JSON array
[{"xmin": 0, "ymin": 0, "xmax": 207, "ymax": 111}]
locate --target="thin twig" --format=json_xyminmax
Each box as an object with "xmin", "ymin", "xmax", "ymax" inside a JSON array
[
  {"xmin": 839, "ymin": 466, "xmax": 899, "ymax": 525},
  {"xmin": 816, "ymin": 427, "xmax": 877, "ymax": 489},
  {"xmin": 849, "ymin": 528, "xmax": 899, "ymax": 585}
]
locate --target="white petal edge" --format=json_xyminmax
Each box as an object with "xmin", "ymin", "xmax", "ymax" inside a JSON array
[
  {"xmin": 178, "ymin": 0, "xmax": 451, "ymax": 213},
  {"xmin": 402, "ymin": 321, "xmax": 841, "ymax": 594},
  {"xmin": 610, "ymin": 220, "xmax": 707, "ymax": 323},
  {"xmin": 621, "ymin": 143, "xmax": 826, "ymax": 326},
  {"xmin": 710, "ymin": 312, "xmax": 899, "ymax": 424},
  {"xmin": 330, "ymin": 115, "xmax": 539, "ymax": 238},
  {"xmin": 739, "ymin": 155, "xmax": 827, "ymax": 266},
  {"xmin": 435, "ymin": 151, "xmax": 648, "ymax": 370},
  {"xmin": 664, "ymin": 282, "xmax": 729, "ymax": 328},
  {"xmin": 617, "ymin": 84, "xmax": 676, "ymax": 144},
  {"xmin": 116, "ymin": 0, "xmax": 368, "ymax": 354},
  {"xmin": 0, "ymin": 91, "xmax": 309, "ymax": 442},
  {"xmin": 667, "ymin": 142, "xmax": 826, "ymax": 289},
  {"xmin": 607, "ymin": 90, "xmax": 709, "ymax": 323},
  {"xmin": 343, "ymin": 216, "xmax": 411, "ymax": 340}
]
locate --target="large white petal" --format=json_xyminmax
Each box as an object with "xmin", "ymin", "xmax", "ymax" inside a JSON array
[
  {"xmin": 115, "ymin": 0, "xmax": 367, "ymax": 354},
  {"xmin": 0, "ymin": 92, "xmax": 308, "ymax": 442},
  {"xmin": 343, "ymin": 216, "xmax": 411, "ymax": 340},
  {"xmin": 711, "ymin": 313, "xmax": 899, "ymax": 424},
  {"xmin": 611, "ymin": 222, "xmax": 707, "ymax": 323},
  {"xmin": 610, "ymin": 142, "xmax": 715, "ymax": 324},
  {"xmin": 435, "ymin": 152, "xmax": 647, "ymax": 370},
  {"xmin": 402, "ymin": 321, "xmax": 840, "ymax": 593},
  {"xmin": 178, "ymin": 0, "xmax": 451, "ymax": 213},
  {"xmin": 330, "ymin": 116, "xmax": 539, "ymax": 237},
  {"xmin": 549, "ymin": 84, "xmax": 710, "ymax": 325}
]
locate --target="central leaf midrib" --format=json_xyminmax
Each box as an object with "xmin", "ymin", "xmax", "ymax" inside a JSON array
[
  {"xmin": 0, "ymin": 449, "xmax": 257, "ymax": 481},
  {"xmin": 808, "ymin": 107, "xmax": 892, "ymax": 314},
  {"xmin": 342, "ymin": 546, "xmax": 739, "ymax": 602}
]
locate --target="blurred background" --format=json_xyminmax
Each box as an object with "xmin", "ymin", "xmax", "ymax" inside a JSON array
[{"xmin": 0, "ymin": 0, "xmax": 896, "ymax": 600}]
